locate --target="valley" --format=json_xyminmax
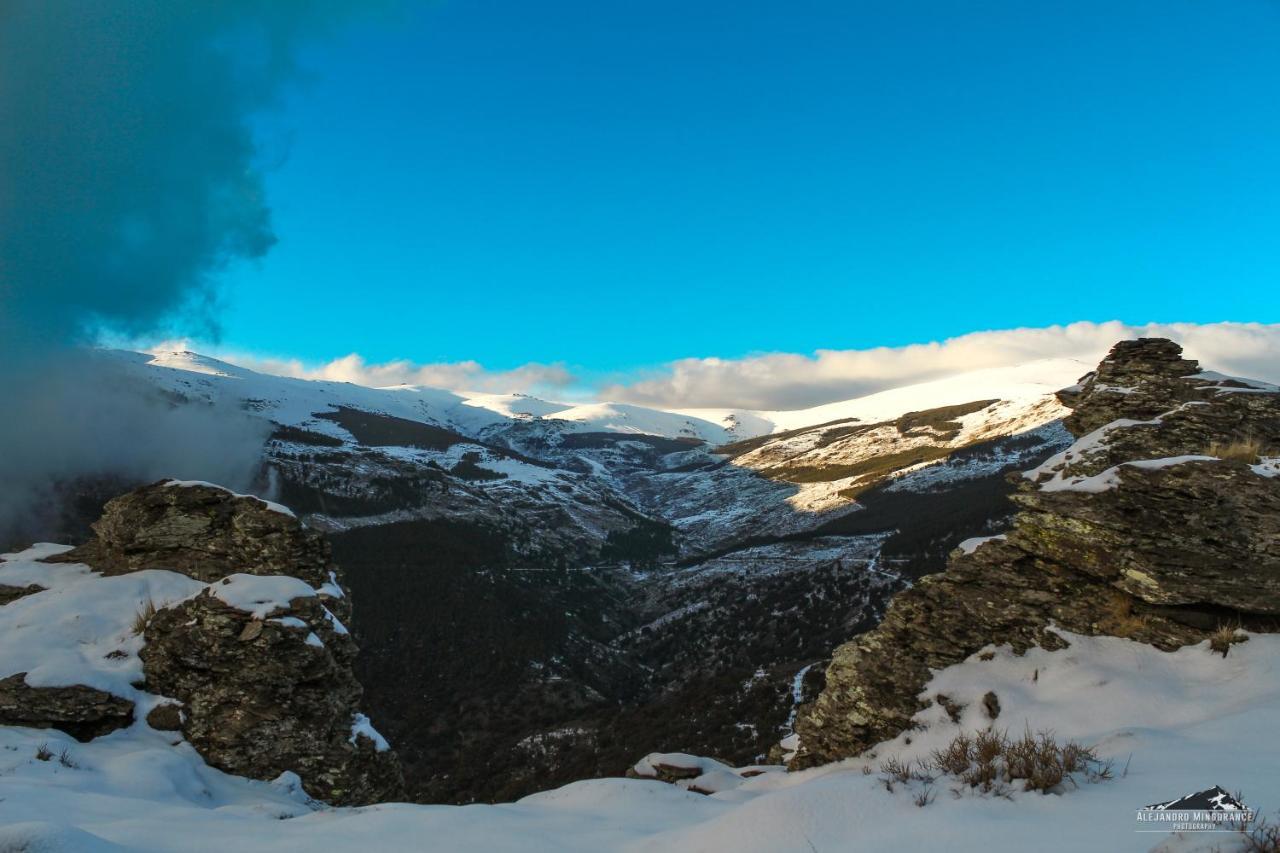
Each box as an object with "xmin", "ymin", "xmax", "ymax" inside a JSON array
[{"xmin": 12, "ymin": 348, "xmax": 1081, "ymax": 802}]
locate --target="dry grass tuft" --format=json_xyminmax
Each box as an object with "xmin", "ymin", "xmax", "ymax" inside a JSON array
[
  {"xmin": 925, "ymin": 725, "xmax": 1112, "ymax": 796},
  {"xmin": 878, "ymin": 756, "xmax": 936, "ymax": 793},
  {"xmin": 1101, "ymin": 590, "xmax": 1147, "ymax": 638},
  {"xmin": 131, "ymin": 599, "xmax": 159, "ymax": 635},
  {"xmin": 1207, "ymin": 436, "xmax": 1267, "ymax": 463},
  {"xmin": 1209, "ymin": 622, "xmax": 1249, "ymax": 657}
]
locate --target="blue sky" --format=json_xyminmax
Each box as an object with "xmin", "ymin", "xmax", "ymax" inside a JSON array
[{"xmin": 214, "ymin": 0, "xmax": 1280, "ymax": 376}]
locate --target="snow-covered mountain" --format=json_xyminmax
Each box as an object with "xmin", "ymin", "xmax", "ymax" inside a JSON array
[
  {"xmin": 116, "ymin": 347, "xmax": 1083, "ymax": 541},
  {"xmin": 139, "ymin": 348, "xmax": 1086, "ymax": 446},
  {"xmin": 139, "ymin": 349, "xmax": 742, "ymax": 445}
]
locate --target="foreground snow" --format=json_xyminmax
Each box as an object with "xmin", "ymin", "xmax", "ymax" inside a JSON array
[{"xmin": 3, "ymin": 541, "xmax": 1276, "ymax": 853}]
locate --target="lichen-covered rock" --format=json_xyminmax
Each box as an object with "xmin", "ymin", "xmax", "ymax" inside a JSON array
[
  {"xmin": 1012, "ymin": 460, "xmax": 1280, "ymax": 613},
  {"xmin": 140, "ymin": 575, "xmax": 403, "ymax": 806},
  {"xmin": 0, "ymin": 674, "xmax": 134, "ymax": 740},
  {"xmin": 23, "ymin": 479, "xmax": 402, "ymax": 804},
  {"xmin": 1058, "ymin": 337, "xmax": 1202, "ymax": 436},
  {"xmin": 53, "ymin": 482, "xmax": 345, "ymax": 614},
  {"xmin": 790, "ymin": 338, "xmax": 1280, "ymax": 770}
]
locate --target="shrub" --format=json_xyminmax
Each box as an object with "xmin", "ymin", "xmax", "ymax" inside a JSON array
[
  {"xmin": 925, "ymin": 726, "xmax": 1112, "ymax": 795},
  {"xmin": 931, "ymin": 731, "xmax": 972, "ymax": 776},
  {"xmin": 1238, "ymin": 811, "xmax": 1280, "ymax": 852},
  {"xmin": 913, "ymin": 785, "xmax": 936, "ymax": 807},
  {"xmin": 878, "ymin": 755, "xmax": 935, "ymax": 793}
]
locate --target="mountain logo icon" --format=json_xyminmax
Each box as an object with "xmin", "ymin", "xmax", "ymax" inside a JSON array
[{"xmin": 1145, "ymin": 786, "xmax": 1247, "ymax": 812}]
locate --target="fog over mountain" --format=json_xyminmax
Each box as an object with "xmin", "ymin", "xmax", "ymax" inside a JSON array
[{"xmin": 0, "ymin": 1, "xmax": 372, "ymax": 540}]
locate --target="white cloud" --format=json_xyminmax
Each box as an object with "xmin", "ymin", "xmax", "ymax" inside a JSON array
[
  {"xmin": 236, "ymin": 353, "xmax": 577, "ymax": 395},
  {"xmin": 144, "ymin": 342, "xmax": 578, "ymax": 397},
  {"xmin": 148, "ymin": 321, "xmax": 1280, "ymax": 412},
  {"xmin": 600, "ymin": 321, "xmax": 1280, "ymax": 410}
]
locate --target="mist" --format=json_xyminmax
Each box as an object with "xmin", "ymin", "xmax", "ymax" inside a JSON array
[{"xmin": 0, "ymin": 2, "xmax": 368, "ymax": 543}]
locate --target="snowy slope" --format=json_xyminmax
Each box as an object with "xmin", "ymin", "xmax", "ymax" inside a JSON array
[
  {"xmin": 756, "ymin": 358, "xmax": 1089, "ymax": 433},
  {"xmin": 131, "ymin": 350, "xmax": 737, "ymax": 445},
  {"xmin": 699, "ymin": 361, "xmax": 1083, "ymax": 513},
  {"xmin": 544, "ymin": 402, "xmax": 734, "ymax": 443},
  {"xmin": 139, "ymin": 349, "xmax": 515, "ymax": 439},
  {"xmin": 133, "ymin": 349, "xmax": 1085, "ymax": 447},
  {"xmin": 3, "ymin": 537, "xmax": 1276, "ymax": 853},
  {"xmin": 673, "ymin": 358, "xmax": 1090, "ymax": 438}
]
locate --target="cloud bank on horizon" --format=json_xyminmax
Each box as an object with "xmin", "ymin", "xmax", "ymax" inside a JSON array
[
  {"xmin": 221, "ymin": 352, "xmax": 579, "ymax": 398},
  {"xmin": 207, "ymin": 320, "xmax": 1280, "ymax": 412},
  {"xmin": 604, "ymin": 321, "xmax": 1280, "ymax": 410}
]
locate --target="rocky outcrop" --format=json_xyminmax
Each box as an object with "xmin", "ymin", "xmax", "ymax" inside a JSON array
[
  {"xmin": 790, "ymin": 339, "xmax": 1280, "ymax": 769},
  {"xmin": 0, "ymin": 674, "xmax": 134, "ymax": 740},
  {"xmin": 141, "ymin": 575, "xmax": 402, "ymax": 805},
  {"xmin": 27, "ymin": 480, "xmax": 401, "ymax": 804},
  {"xmin": 54, "ymin": 481, "xmax": 340, "ymax": 601}
]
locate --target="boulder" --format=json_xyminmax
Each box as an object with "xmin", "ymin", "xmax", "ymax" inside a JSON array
[
  {"xmin": 145, "ymin": 702, "xmax": 183, "ymax": 732},
  {"xmin": 0, "ymin": 584, "xmax": 44, "ymax": 606},
  {"xmin": 0, "ymin": 674, "xmax": 134, "ymax": 740}
]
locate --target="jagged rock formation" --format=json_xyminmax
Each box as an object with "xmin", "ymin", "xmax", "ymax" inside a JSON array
[
  {"xmin": 4, "ymin": 480, "xmax": 400, "ymax": 805},
  {"xmin": 54, "ymin": 481, "xmax": 340, "ymax": 599},
  {"xmin": 141, "ymin": 577, "xmax": 402, "ymax": 806},
  {"xmin": 790, "ymin": 339, "xmax": 1280, "ymax": 769}
]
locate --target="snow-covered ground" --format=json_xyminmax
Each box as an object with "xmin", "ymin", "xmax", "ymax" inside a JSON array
[{"xmin": 3, "ymin": 537, "xmax": 1277, "ymax": 851}]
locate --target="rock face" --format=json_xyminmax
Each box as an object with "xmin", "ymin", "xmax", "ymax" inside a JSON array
[
  {"xmin": 36, "ymin": 480, "xmax": 401, "ymax": 804},
  {"xmin": 141, "ymin": 577, "xmax": 402, "ymax": 806},
  {"xmin": 790, "ymin": 339, "xmax": 1280, "ymax": 769}
]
